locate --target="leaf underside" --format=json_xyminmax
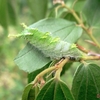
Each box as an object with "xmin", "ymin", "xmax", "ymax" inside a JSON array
[{"xmin": 14, "ymin": 42, "xmax": 50, "ymax": 72}]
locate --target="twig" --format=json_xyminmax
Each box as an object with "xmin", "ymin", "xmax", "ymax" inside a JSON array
[
  {"xmin": 61, "ymin": 3, "xmax": 100, "ymax": 49},
  {"xmin": 82, "ymin": 56, "xmax": 100, "ymax": 61}
]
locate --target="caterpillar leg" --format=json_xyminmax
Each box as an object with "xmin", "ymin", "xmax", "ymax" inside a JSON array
[
  {"xmin": 69, "ymin": 56, "xmax": 81, "ymax": 61},
  {"xmin": 55, "ymin": 57, "xmax": 65, "ymax": 66},
  {"xmin": 69, "ymin": 56, "xmax": 76, "ymax": 61}
]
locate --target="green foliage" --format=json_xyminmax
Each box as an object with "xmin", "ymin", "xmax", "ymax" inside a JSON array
[
  {"xmin": 72, "ymin": 63, "xmax": 100, "ymax": 100},
  {"xmin": 22, "ymin": 83, "xmax": 33, "ymax": 100},
  {"xmin": 0, "ymin": 0, "xmax": 8, "ymax": 29},
  {"xmin": 22, "ymin": 78, "xmax": 75, "ymax": 100},
  {"xmin": 14, "ymin": 42, "xmax": 50, "ymax": 72},
  {"xmin": 83, "ymin": 0, "xmax": 100, "ymax": 27},
  {"xmin": 13, "ymin": 0, "xmax": 100, "ymax": 99},
  {"xmin": 1, "ymin": 0, "xmax": 100, "ymax": 100},
  {"xmin": 0, "ymin": 0, "xmax": 17, "ymax": 29},
  {"xmin": 36, "ymin": 78, "xmax": 74, "ymax": 100}
]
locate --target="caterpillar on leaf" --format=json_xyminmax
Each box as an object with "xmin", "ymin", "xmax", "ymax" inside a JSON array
[{"xmin": 9, "ymin": 24, "xmax": 84, "ymax": 61}]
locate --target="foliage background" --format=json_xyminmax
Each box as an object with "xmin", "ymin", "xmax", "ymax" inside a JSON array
[
  {"xmin": 0, "ymin": 0, "xmax": 100, "ymax": 100},
  {"xmin": 0, "ymin": 0, "xmax": 31, "ymax": 100}
]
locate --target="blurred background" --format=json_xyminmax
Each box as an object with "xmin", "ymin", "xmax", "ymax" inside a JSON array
[
  {"xmin": 0, "ymin": 0, "xmax": 55, "ymax": 99},
  {"xmin": 0, "ymin": 0, "xmax": 99, "ymax": 100},
  {"xmin": 0, "ymin": 0, "xmax": 31, "ymax": 100}
]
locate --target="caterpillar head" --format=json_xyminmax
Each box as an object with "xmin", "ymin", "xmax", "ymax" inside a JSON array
[{"xmin": 22, "ymin": 28, "xmax": 36, "ymax": 36}]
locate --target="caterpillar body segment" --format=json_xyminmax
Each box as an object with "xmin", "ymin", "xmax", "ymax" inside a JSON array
[{"xmin": 16, "ymin": 27, "xmax": 83, "ymax": 60}]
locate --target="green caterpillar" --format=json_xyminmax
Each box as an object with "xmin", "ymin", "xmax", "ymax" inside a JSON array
[{"xmin": 13, "ymin": 27, "xmax": 83, "ymax": 61}]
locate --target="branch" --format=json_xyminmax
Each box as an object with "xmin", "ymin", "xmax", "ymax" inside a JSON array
[{"xmin": 61, "ymin": 3, "xmax": 100, "ymax": 49}]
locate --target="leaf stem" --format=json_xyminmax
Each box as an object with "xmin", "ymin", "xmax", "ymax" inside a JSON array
[
  {"xmin": 32, "ymin": 66, "xmax": 56, "ymax": 85},
  {"xmin": 32, "ymin": 58, "xmax": 69, "ymax": 85},
  {"xmin": 54, "ymin": 58, "xmax": 69, "ymax": 79}
]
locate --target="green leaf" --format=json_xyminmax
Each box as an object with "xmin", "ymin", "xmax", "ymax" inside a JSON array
[
  {"xmin": 14, "ymin": 42, "xmax": 51, "ymax": 72},
  {"xmin": 71, "ymin": 63, "xmax": 100, "ymax": 100},
  {"xmin": 22, "ymin": 83, "xmax": 33, "ymax": 100},
  {"xmin": 83, "ymin": 0, "xmax": 100, "ymax": 27},
  {"xmin": 29, "ymin": 18, "xmax": 83, "ymax": 43},
  {"xmin": 28, "ymin": 88, "xmax": 35, "ymax": 100},
  {"xmin": 28, "ymin": 86, "xmax": 39, "ymax": 100},
  {"xmin": 27, "ymin": 0, "xmax": 48, "ymax": 21},
  {"xmin": 36, "ymin": 78, "xmax": 74, "ymax": 100}
]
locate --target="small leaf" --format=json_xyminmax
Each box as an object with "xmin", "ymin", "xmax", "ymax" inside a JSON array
[
  {"xmin": 83, "ymin": 0, "xmax": 100, "ymax": 27},
  {"xmin": 22, "ymin": 83, "xmax": 33, "ymax": 100},
  {"xmin": 72, "ymin": 63, "xmax": 100, "ymax": 100},
  {"xmin": 36, "ymin": 78, "xmax": 74, "ymax": 100},
  {"xmin": 14, "ymin": 42, "xmax": 50, "ymax": 72},
  {"xmin": 27, "ymin": 0, "xmax": 48, "ymax": 21}
]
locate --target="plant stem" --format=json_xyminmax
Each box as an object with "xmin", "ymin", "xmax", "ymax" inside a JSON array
[
  {"xmin": 55, "ymin": 5, "xmax": 63, "ymax": 18},
  {"xmin": 55, "ymin": 58, "xmax": 69, "ymax": 79},
  {"xmin": 62, "ymin": 4, "xmax": 100, "ymax": 49},
  {"xmin": 54, "ymin": 67, "xmax": 62, "ymax": 80},
  {"xmin": 82, "ymin": 56, "xmax": 100, "ymax": 61},
  {"xmin": 32, "ymin": 66, "xmax": 56, "ymax": 85},
  {"xmin": 32, "ymin": 58, "xmax": 69, "ymax": 85},
  {"xmin": 89, "ymin": 34, "xmax": 100, "ymax": 48}
]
